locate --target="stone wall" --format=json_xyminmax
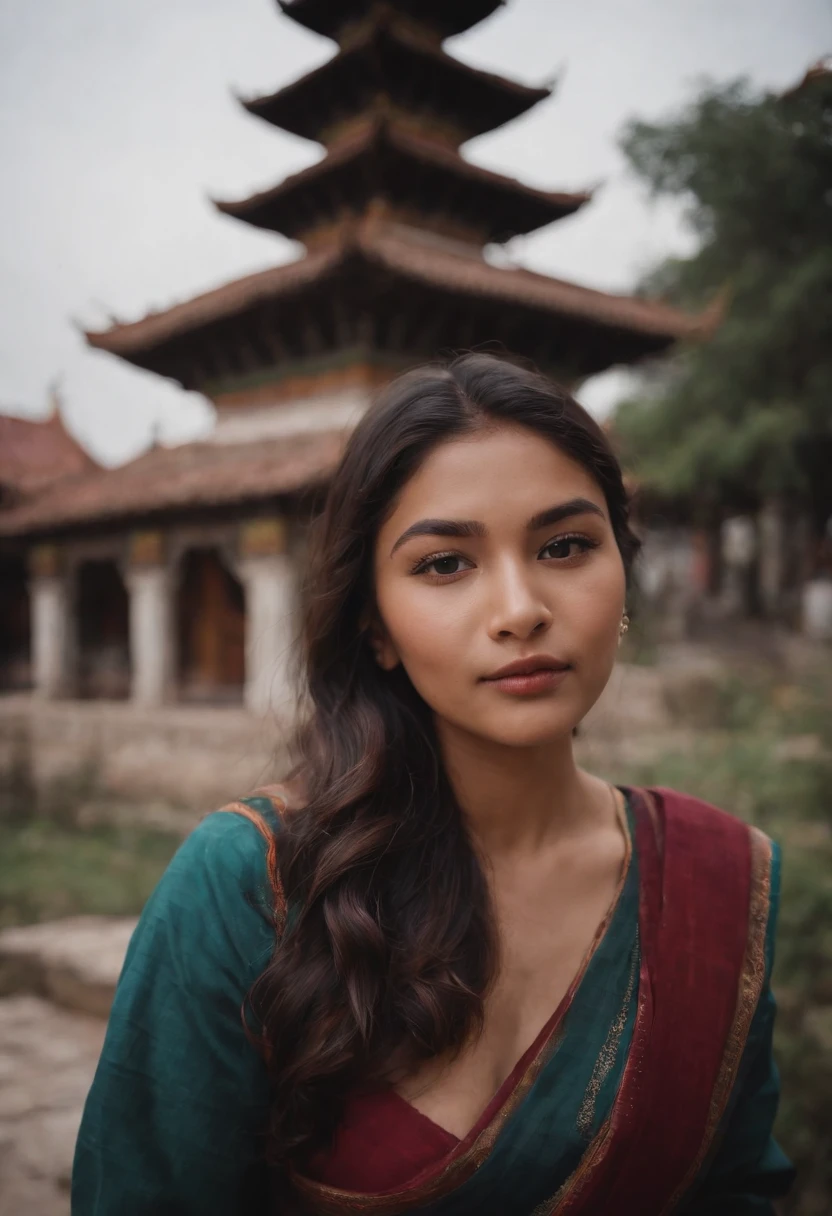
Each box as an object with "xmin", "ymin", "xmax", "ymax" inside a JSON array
[{"xmin": 0, "ymin": 694, "xmax": 289, "ymax": 817}]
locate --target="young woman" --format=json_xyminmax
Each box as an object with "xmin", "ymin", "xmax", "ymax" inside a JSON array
[{"xmin": 73, "ymin": 355, "xmax": 795, "ymax": 1214}]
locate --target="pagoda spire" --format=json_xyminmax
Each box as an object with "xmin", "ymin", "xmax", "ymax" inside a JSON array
[{"xmin": 220, "ymin": 0, "xmax": 584, "ymax": 250}]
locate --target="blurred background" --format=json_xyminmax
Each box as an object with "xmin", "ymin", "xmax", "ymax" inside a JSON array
[{"xmin": 0, "ymin": 0, "xmax": 830, "ymax": 1211}]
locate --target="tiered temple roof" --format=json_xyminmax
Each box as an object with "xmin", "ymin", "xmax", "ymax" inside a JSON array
[
  {"xmin": 214, "ymin": 120, "xmax": 589, "ymax": 245},
  {"xmin": 242, "ymin": 16, "xmax": 550, "ymax": 145},
  {"xmin": 87, "ymin": 219, "xmax": 700, "ymax": 388}
]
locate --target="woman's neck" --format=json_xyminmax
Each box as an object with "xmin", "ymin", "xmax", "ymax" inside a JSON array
[{"xmin": 436, "ymin": 720, "xmax": 612, "ymax": 862}]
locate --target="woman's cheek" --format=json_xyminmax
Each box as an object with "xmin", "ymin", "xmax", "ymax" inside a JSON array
[{"xmin": 402, "ymin": 620, "xmax": 469, "ymax": 689}]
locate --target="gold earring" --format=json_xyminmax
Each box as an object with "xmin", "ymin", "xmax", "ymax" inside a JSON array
[{"xmin": 619, "ymin": 613, "xmax": 630, "ymax": 639}]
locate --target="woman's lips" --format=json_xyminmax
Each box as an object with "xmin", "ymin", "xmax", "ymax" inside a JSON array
[{"xmin": 483, "ymin": 667, "xmax": 571, "ymax": 696}]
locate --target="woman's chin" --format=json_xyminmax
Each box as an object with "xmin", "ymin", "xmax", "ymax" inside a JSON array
[{"xmin": 463, "ymin": 711, "xmax": 581, "ymax": 751}]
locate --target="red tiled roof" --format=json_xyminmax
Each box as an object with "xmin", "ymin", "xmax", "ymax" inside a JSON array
[
  {"xmin": 0, "ymin": 410, "xmax": 98, "ymax": 501},
  {"xmin": 86, "ymin": 221, "xmax": 698, "ymax": 360},
  {"xmin": 0, "ymin": 429, "xmax": 345, "ymax": 536}
]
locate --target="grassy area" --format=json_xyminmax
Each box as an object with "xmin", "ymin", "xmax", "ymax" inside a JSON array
[{"xmin": 0, "ymin": 818, "xmax": 182, "ymax": 930}]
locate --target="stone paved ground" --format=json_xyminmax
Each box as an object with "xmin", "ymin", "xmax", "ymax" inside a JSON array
[
  {"xmin": 0, "ymin": 996, "xmax": 105, "ymax": 1216},
  {"xmin": 0, "ymin": 919, "xmax": 130, "ymax": 1215}
]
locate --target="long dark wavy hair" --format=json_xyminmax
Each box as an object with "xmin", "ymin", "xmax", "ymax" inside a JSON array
[{"xmin": 249, "ymin": 353, "xmax": 640, "ymax": 1169}]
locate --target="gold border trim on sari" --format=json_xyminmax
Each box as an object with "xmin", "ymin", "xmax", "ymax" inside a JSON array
[
  {"xmin": 659, "ymin": 823, "xmax": 773, "ymax": 1214},
  {"xmin": 289, "ymin": 787, "xmax": 634, "ymax": 1215},
  {"xmin": 575, "ymin": 930, "xmax": 639, "ymax": 1139}
]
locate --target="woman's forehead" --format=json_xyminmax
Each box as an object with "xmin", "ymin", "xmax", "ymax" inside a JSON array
[{"xmin": 385, "ymin": 426, "xmax": 606, "ymax": 523}]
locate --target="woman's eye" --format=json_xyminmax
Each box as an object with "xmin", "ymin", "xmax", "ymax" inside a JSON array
[
  {"xmin": 541, "ymin": 537, "xmax": 593, "ymax": 560},
  {"xmin": 413, "ymin": 552, "xmax": 473, "ymax": 577},
  {"xmin": 425, "ymin": 555, "xmax": 468, "ymax": 576}
]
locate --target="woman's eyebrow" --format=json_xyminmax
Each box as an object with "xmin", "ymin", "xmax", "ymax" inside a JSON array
[
  {"xmin": 389, "ymin": 497, "xmax": 605, "ymax": 557},
  {"xmin": 527, "ymin": 498, "xmax": 605, "ymax": 531},
  {"xmin": 390, "ymin": 518, "xmax": 485, "ymax": 556}
]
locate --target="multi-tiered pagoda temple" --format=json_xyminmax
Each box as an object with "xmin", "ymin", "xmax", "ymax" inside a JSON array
[
  {"xmin": 0, "ymin": 0, "xmax": 696, "ymax": 717},
  {"xmin": 85, "ymin": 0, "xmax": 695, "ymax": 408}
]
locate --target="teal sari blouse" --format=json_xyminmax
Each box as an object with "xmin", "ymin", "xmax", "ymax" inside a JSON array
[{"xmin": 71, "ymin": 792, "xmax": 794, "ymax": 1214}]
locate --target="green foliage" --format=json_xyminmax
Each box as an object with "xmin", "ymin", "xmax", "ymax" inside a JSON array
[{"xmin": 615, "ymin": 73, "xmax": 832, "ymax": 503}]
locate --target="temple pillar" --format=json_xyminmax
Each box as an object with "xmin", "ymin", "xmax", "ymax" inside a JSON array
[
  {"xmin": 126, "ymin": 532, "xmax": 173, "ymax": 707},
  {"xmin": 128, "ymin": 566, "xmax": 173, "ymax": 706},
  {"xmin": 30, "ymin": 545, "xmax": 73, "ymax": 699},
  {"xmin": 237, "ymin": 519, "xmax": 298, "ymax": 717},
  {"xmin": 125, "ymin": 530, "xmax": 171, "ymax": 710}
]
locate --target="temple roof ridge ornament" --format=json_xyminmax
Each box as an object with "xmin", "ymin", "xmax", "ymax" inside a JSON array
[{"xmin": 277, "ymin": 0, "xmax": 505, "ymax": 43}]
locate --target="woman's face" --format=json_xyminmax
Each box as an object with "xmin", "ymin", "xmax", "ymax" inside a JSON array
[{"xmin": 372, "ymin": 422, "xmax": 627, "ymax": 749}]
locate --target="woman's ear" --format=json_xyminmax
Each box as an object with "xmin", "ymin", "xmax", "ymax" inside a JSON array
[
  {"xmin": 372, "ymin": 628, "xmax": 401, "ymax": 672},
  {"xmin": 364, "ymin": 617, "xmax": 401, "ymax": 676},
  {"xmin": 361, "ymin": 611, "xmax": 400, "ymax": 671}
]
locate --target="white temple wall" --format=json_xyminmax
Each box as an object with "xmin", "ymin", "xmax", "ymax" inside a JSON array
[{"xmin": 210, "ymin": 386, "xmax": 371, "ymax": 445}]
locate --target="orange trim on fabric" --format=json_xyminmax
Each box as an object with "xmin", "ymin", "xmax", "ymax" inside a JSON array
[{"xmin": 216, "ymin": 792, "xmax": 288, "ymax": 935}]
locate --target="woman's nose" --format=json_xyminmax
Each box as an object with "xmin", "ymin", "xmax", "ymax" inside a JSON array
[{"xmin": 487, "ymin": 564, "xmax": 553, "ymax": 640}]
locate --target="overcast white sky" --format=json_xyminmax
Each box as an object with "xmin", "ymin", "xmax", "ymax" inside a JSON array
[{"xmin": 1, "ymin": 0, "xmax": 829, "ymax": 466}]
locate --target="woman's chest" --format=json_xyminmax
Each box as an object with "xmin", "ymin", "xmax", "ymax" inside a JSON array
[{"xmin": 393, "ymin": 842, "xmax": 625, "ymax": 1140}]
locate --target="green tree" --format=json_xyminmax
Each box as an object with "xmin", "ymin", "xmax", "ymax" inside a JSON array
[{"xmin": 613, "ymin": 69, "xmax": 832, "ymax": 514}]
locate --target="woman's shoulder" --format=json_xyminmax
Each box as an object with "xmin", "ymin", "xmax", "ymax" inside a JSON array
[
  {"xmin": 148, "ymin": 786, "xmax": 290, "ymax": 929},
  {"xmin": 180, "ymin": 788, "xmax": 284, "ymax": 866}
]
